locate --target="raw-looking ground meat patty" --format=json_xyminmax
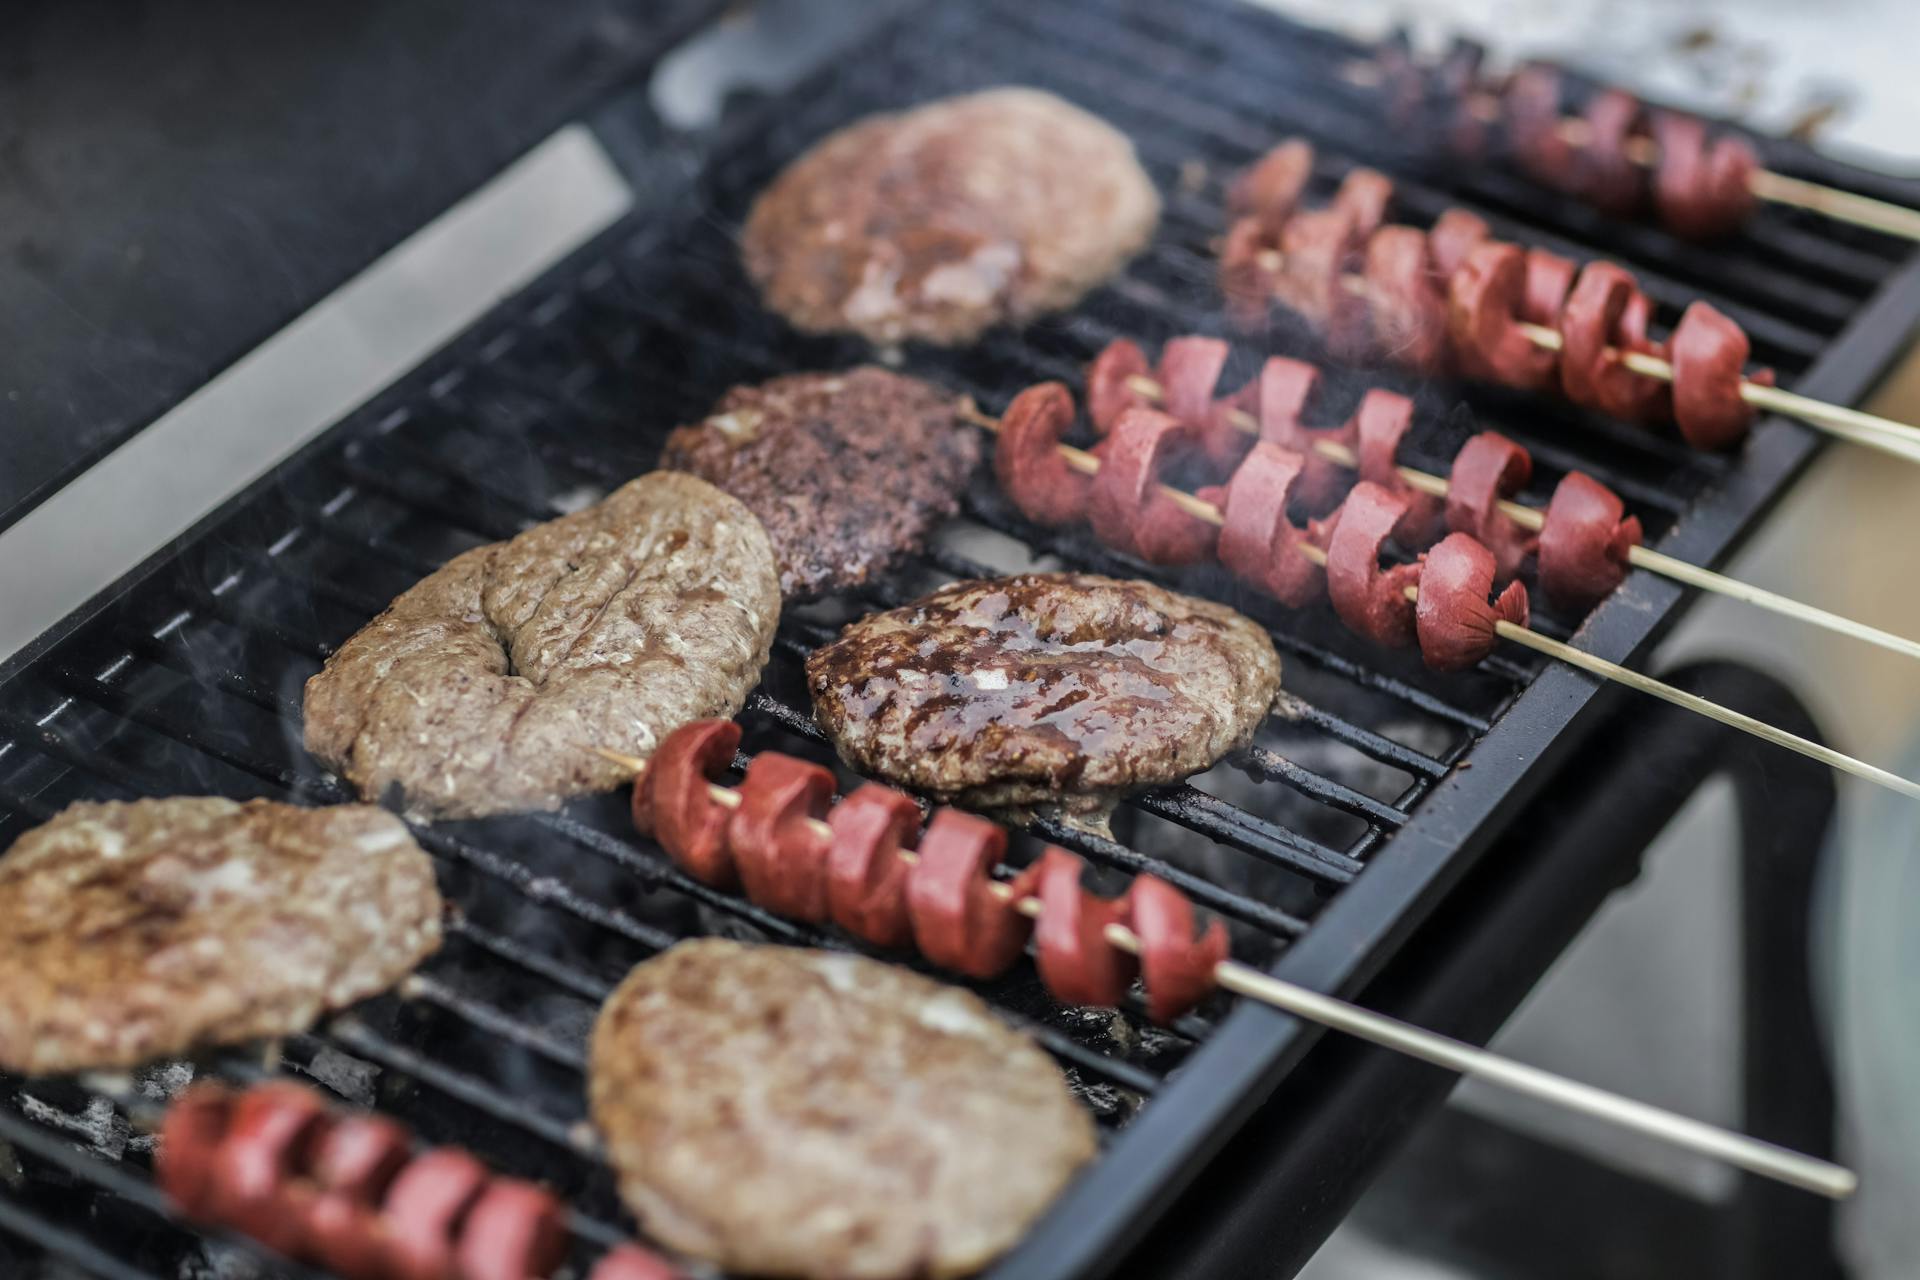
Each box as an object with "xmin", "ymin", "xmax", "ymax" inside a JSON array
[
  {"xmin": 659, "ymin": 367, "xmax": 980, "ymax": 599},
  {"xmin": 742, "ymin": 87, "xmax": 1161, "ymax": 347},
  {"xmin": 806, "ymin": 573, "xmax": 1282, "ymax": 824},
  {"xmin": 304, "ymin": 471, "xmax": 780, "ymax": 819},
  {"xmin": 589, "ymin": 940, "xmax": 1095, "ymax": 1280},
  {"xmin": 0, "ymin": 797, "xmax": 441, "ymax": 1075}
]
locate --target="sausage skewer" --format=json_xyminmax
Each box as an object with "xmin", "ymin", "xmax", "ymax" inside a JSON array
[
  {"xmin": 1231, "ymin": 241, "xmax": 1920, "ymax": 463},
  {"xmin": 1342, "ymin": 58, "xmax": 1920, "ymax": 242},
  {"xmin": 592, "ymin": 729, "xmax": 1857, "ymax": 1201},
  {"xmin": 135, "ymin": 1078, "xmax": 680, "ymax": 1280},
  {"xmin": 957, "ymin": 396, "xmax": 1920, "ymax": 799},
  {"xmin": 1112, "ymin": 367, "xmax": 1920, "ymax": 661}
]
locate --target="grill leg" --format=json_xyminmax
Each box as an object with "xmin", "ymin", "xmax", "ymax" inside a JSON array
[{"xmin": 1117, "ymin": 660, "xmax": 1841, "ymax": 1280}]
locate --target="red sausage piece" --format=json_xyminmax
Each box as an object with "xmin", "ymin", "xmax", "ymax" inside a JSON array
[
  {"xmin": 302, "ymin": 1112, "xmax": 414, "ymax": 1278},
  {"xmin": 729, "ymin": 753, "xmax": 836, "ymax": 923},
  {"xmin": 1652, "ymin": 113, "xmax": 1759, "ymax": 240},
  {"xmin": 205, "ymin": 1083, "xmax": 332, "ymax": 1257},
  {"xmin": 379, "ymin": 1148, "xmax": 491, "ymax": 1280},
  {"xmin": 1275, "ymin": 208, "xmax": 1369, "ymax": 359},
  {"xmin": 1559, "ymin": 261, "xmax": 1668, "ymax": 423},
  {"xmin": 1326, "ymin": 481, "xmax": 1422, "ymax": 649},
  {"xmin": 1669, "ymin": 301, "xmax": 1759, "ymax": 450},
  {"xmin": 907, "ymin": 809, "xmax": 1032, "ymax": 979},
  {"xmin": 1362, "ymin": 226, "xmax": 1449, "ymax": 375},
  {"xmin": 1415, "ymin": 534, "xmax": 1531, "ymax": 672},
  {"xmin": 1157, "ymin": 336, "xmax": 1246, "ymax": 470},
  {"xmin": 1085, "ymin": 340, "xmax": 1152, "ymax": 437},
  {"xmin": 1228, "ymin": 138, "xmax": 1315, "ymax": 229},
  {"xmin": 1448, "ymin": 242, "xmax": 1558, "ymax": 390},
  {"xmin": 1426, "ymin": 208, "xmax": 1491, "ymax": 285},
  {"xmin": 455, "ymin": 1178, "xmax": 569, "ymax": 1280},
  {"xmin": 1246, "ymin": 357, "xmax": 1350, "ymax": 513},
  {"xmin": 1332, "ymin": 168, "xmax": 1394, "ymax": 245},
  {"xmin": 1505, "ymin": 65, "xmax": 1576, "ymax": 190},
  {"xmin": 1521, "ymin": 249, "xmax": 1576, "ymax": 328},
  {"xmin": 1577, "ymin": 89, "xmax": 1650, "ymax": 216},
  {"xmin": 1087, "ymin": 408, "xmax": 1218, "ymax": 566},
  {"xmin": 993, "ymin": 381, "xmax": 1091, "ymax": 529},
  {"xmin": 825, "ymin": 783, "xmax": 920, "ymax": 949},
  {"xmin": 643, "ymin": 719, "xmax": 743, "ymax": 889},
  {"xmin": 1446, "ymin": 432, "xmax": 1538, "ymax": 583},
  {"xmin": 1219, "ymin": 217, "xmax": 1284, "ymax": 331},
  {"xmin": 303, "ymin": 1197, "xmax": 391, "ymax": 1280},
  {"xmin": 1217, "ymin": 443, "xmax": 1330, "ymax": 609},
  {"xmin": 1351, "ymin": 389, "xmax": 1443, "ymax": 546},
  {"xmin": 1539, "ymin": 472, "xmax": 1643, "ymax": 612},
  {"xmin": 1127, "ymin": 874, "xmax": 1228, "ymax": 1024},
  {"xmin": 309, "ymin": 1112, "xmax": 413, "ymax": 1202},
  {"xmin": 156, "ymin": 1085, "xmax": 236, "ymax": 1220},
  {"xmin": 1032, "ymin": 848, "xmax": 1136, "ymax": 1008}
]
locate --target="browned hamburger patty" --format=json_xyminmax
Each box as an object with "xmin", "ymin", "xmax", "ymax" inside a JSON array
[
  {"xmin": 806, "ymin": 573, "xmax": 1282, "ymax": 824},
  {"xmin": 659, "ymin": 368, "xmax": 981, "ymax": 599},
  {"xmin": 742, "ymin": 87, "xmax": 1161, "ymax": 347},
  {"xmin": 589, "ymin": 940, "xmax": 1095, "ymax": 1280},
  {"xmin": 0, "ymin": 797, "xmax": 441, "ymax": 1075},
  {"xmin": 304, "ymin": 471, "xmax": 779, "ymax": 820}
]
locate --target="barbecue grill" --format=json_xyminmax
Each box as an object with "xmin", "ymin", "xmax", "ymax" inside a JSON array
[{"xmin": 3, "ymin": 0, "xmax": 1917, "ymax": 1276}]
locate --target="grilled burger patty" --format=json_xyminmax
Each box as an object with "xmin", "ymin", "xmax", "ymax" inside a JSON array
[
  {"xmin": 742, "ymin": 87, "xmax": 1161, "ymax": 347},
  {"xmin": 660, "ymin": 368, "xmax": 980, "ymax": 599},
  {"xmin": 807, "ymin": 572, "xmax": 1282, "ymax": 824},
  {"xmin": 0, "ymin": 797, "xmax": 441, "ymax": 1075},
  {"xmin": 590, "ymin": 940, "xmax": 1095, "ymax": 1280},
  {"xmin": 304, "ymin": 471, "xmax": 780, "ymax": 819}
]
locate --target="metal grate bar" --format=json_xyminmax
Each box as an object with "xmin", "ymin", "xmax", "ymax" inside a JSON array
[
  {"xmin": 300, "ymin": 1023, "xmax": 593, "ymax": 1155},
  {"xmin": 0, "ymin": 1199, "xmax": 164, "ymax": 1280}
]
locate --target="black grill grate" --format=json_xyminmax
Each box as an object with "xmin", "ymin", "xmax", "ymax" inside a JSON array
[{"xmin": 3, "ymin": 0, "xmax": 1919, "ymax": 1276}]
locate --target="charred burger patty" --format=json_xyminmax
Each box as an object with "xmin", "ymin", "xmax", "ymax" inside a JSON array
[
  {"xmin": 0, "ymin": 797, "xmax": 442, "ymax": 1075},
  {"xmin": 660, "ymin": 367, "xmax": 979, "ymax": 599},
  {"xmin": 303, "ymin": 471, "xmax": 780, "ymax": 819},
  {"xmin": 806, "ymin": 572, "xmax": 1282, "ymax": 823},
  {"xmin": 742, "ymin": 87, "xmax": 1160, "ymax": 347}
]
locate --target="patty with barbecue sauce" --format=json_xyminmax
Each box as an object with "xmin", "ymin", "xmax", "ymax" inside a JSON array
[
  {"xmin": 589, "ymin": 940, "xmax": 1095, "ymax": 1280},
  {"xmin": 807, "ymin": 572, "xmax": 1282, "ymax": 826},
  {"xmin": 0, "ymin": 797, "xmax": 441, "ymax": 1075},
  {"xmin": 660, "ymin": 368, "xmax": 979, "ymax": 599},
  {"xmin": 743, "ymin": 88, "xmax": 1160, "ymax": 347},
  {"xmin": 303, "ymin": 471, "xmax": 780, "ymax": 820}
]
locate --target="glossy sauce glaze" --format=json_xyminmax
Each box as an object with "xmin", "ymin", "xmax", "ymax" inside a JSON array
[{"xmin": 807, "ymin": 573, "xmax": 1281, "ymax": 823}]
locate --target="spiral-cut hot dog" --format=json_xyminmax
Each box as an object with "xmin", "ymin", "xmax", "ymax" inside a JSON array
[
  {"xmin": 1063, "ymin": 337, "xmax": 1642, "ymax": 626},
  {"xmin": 154, "ymin": 1081, "xmax": 613, "ymax": 1280},
  {"xmin": 1217, "ymin": 139, "xmax": 1776, "ymax": 450},
  {"xmin": 1369, "ymin": 46, "xmax": 1759, "ymax": 239},
  {"xmin": 992, "ymin": 373, "xmax": 1537, "ymax": 670},
  {"xmin": 630, "ymin": 722, "xmax": 1230, "ymax": 1023}
]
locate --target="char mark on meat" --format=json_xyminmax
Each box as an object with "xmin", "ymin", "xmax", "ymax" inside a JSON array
[{"xmin": 806, "ymin": 573, "xmax": 1281, "ymax": 828}]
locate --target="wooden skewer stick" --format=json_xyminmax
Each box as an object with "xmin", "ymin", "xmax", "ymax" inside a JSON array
[
  {"xmin": 1341, "ymin": 62, "xmax": 1920, "ymax": 243},
  {"xmin": 1244, "ymin": 247, "xmax": 1920, "ymax": 462},
  {"xmin": 1513, "ymin": 322, "xmax": 1920, "ymax": 461},
  {"xmin": 1117, "ymin": 373, "xmax": 1920, "ymax": 662},
  {"xmin": 587, "ymin": 746, "xmax": 1856, "ymax": 1200},
  {"xmin": 956, "ymin": 402, "xmax": 1920, "ymax": 799}
]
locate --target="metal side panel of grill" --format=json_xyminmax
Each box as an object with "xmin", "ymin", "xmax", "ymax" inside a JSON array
[{"xmin": 3, "ymin": 1, "xmax": 1920, "ymax": 1278}]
